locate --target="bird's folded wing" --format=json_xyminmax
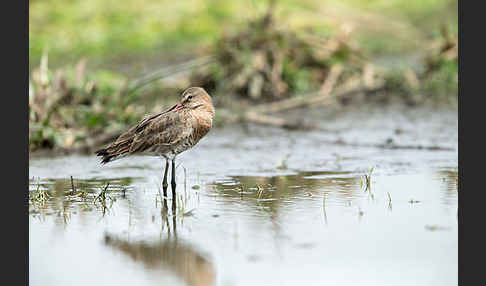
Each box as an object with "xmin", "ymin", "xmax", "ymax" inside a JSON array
[
  {"xmin": 115, "ymin": 104, "xmax": 178, "ymax": 143},
  {"xmin": 129, "ymin": 111, "xmax": 192, "ymax": 153}
]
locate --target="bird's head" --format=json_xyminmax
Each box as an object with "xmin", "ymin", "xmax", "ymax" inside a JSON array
[{"xmin": 177, "ymin": 87, "xmax": 214, "ymax": 114}]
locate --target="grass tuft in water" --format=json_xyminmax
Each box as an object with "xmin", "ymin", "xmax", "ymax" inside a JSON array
[
  {"xmin": 387, "ymin": 192, "xmax": 393, "ymax": 211},
  {"xmin": 360, "ymin": 167, "xmax": 374, "ymax": 191},
  {"xmin": 322, "ymin": 193, "xmax": 328, "ymax": 225},
  {"xmin": 94, "ymin": 182, "xmax": 116, "ymax": 215},
  {"xmin": 29, "ymin": 182, "xmax": 51, "ymax": 205},
  {"xmin": 257, "ymin": 185, "xmax": 264, "ymax": 199},
  {"xmin": 408, "ymin": 199, "xmax": 421, "ymax": 204},
  {"xmin": 94, "ymin": 182, "xmax": 110, "ymax": 204}
]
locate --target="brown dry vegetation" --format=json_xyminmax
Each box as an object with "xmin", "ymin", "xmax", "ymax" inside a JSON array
[
  {"xmin": 189, "ymin": 8, "xmax": 363, "ymax": 101},
  {"xmin": 29, "ymin": 7, "xmax": 457, "ymax": 153}
]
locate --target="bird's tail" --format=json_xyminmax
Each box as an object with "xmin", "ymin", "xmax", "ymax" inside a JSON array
[{"xmin": 95, "ymin": 139, "xmax": 132, "ymax": 164}]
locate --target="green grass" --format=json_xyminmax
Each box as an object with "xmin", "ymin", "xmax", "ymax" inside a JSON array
[
  {"xmin": 30, "ymin": 0, "xmax": 251, "ymax": 68},
  {"xmin": 30, "ymin": 0, "xmax": 457, "ymax": 69}
]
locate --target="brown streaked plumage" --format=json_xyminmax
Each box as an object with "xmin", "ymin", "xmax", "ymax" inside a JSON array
[{"xmin": 96, "ymin": 87, "xmax": 214, "ymax": 195}]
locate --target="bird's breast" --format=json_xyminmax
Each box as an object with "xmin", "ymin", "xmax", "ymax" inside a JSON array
[{"xmin": 190, "ymin": 110, "xmax": 213, "ymax": 142}]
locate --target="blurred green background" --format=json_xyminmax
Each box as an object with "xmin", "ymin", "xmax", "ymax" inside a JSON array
[{"xmin": 30, "ymin": 0, "xmax": 457, "ymax": 72}]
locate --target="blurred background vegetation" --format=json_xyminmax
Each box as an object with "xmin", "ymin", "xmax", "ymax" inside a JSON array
[
  {"xmin": 30, "ymin": 0, "xmax": 457, "ymax": 70},
  {"xmin": 29, "ymin": 0, "xmax": 457, "ymax": 152}
]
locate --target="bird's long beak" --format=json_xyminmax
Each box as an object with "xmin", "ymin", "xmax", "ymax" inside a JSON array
[{"xmin": 175, "ymin": 103, "xmax": 183, "ymax": 111}]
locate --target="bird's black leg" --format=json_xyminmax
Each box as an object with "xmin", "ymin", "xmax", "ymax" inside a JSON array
[
  {"xmin": 172, "ymin": 202, "xmax": 177, "ymax": 236},
  {"xmin": 162, "ymin": 159, "xmax": 169, "ymax": 199},
  {"xmin": 171, "ymin": 159, "xmax": 177, "ymax": 200}
]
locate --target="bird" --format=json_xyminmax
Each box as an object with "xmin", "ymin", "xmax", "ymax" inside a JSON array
[{"xmin": 96, "ymin": 87, "xmax": 215, "ymax": 199}]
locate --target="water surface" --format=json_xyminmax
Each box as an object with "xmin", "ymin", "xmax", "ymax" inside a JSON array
[{"xmin": 29, "ymin": 104, "xmax": 458, "ymax": 286}]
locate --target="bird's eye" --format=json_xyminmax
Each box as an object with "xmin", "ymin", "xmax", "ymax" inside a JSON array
[{"xmin": 187, "ymin": 95, "xmax": 193, "ymax": 100}]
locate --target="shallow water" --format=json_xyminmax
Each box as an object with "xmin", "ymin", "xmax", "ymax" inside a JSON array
[{"xmin": 29, "ymin": 104, "xmax": 458, "ymax": 286}]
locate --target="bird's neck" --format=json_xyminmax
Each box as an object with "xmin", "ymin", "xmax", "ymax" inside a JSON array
[
  {"xmin": 200, "ymin": 104, "xmax": 215, "ymax": 115},
  {"xmin": 192, "ymin": 104, "xmax": 214, "ymax": 119},
  {"xmin": 190, "ymin": 105, "xmax": 213, "ymax": 121}
]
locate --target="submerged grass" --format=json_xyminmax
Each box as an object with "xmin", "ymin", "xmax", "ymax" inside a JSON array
[
  {"xmin": 360, "ymin": 167, "xmax": 374, "ymax": 191},
  {"xmin": 322, "ymin": 192, "xmax": 328, "ymax": 225},
  {"xmin": 257, "ymin": 185, "xmax": 264, "ymax": 199},
  {"xmin": 29, "ymin": 178, "xmax": 121, "ymax": 218},
  {"xmin": 29, "ymin": 182, "xmax": 51, "ymax": 205},
  {"xmin": 387, "ymin": 192, "xmax": 393, "ymax": 211},
  {"xmin": 93, "ymin": 182, "xmax": 111, "ymax": 204}
]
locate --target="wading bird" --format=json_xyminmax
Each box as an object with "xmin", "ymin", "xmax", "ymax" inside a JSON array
[{"xmin": 96, "ymin": 87, "xmax": 215, "ymax": 199}]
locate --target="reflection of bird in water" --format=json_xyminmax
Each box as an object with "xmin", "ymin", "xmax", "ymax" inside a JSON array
[
  {"xmin": 96, "ymin": 87, "xmax": 215, "ymax": 199},
  {"xmin": 105, "ymin": 201, "xmax": 215, "ymax": 286},
  {"xmin": 104, "ymin": 233, "xmax": 215, "ymax": 286}
]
